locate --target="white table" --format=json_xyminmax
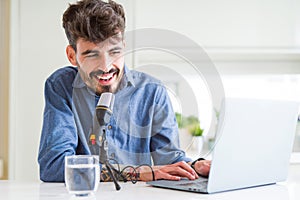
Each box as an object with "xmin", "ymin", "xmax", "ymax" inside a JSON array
[{"xmin": 1, "ymin": 164, "xmax": 299, "ymax": 200}]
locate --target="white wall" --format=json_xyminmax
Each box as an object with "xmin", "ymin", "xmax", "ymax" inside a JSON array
[
  {"xmin": 9, "ymin": 0, "xmax": 300, "ymax": 181},
  {"xmin": 134, "ymin": 0, "xmax": 300, "ymax": 48},
  {"xmin": 9, "ymin": 0, "xmax": 72, "ymax": 181},
  {"xmin": 131, "ymin": 0, "xmax": 300, "ymax": 139}
]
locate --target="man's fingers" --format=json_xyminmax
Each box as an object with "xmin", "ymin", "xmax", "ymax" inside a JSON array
[
  {"xmin": 155, "ymin": 171, "xmax": 181, "ymax": 181},
  {"xmin": 155, "ymin": 161, "xmax": 199, "ymax": 180},
  {"xmin": 175, "ymin": 161, "xmax": 199, "ymax": 178},
  {"xmin": 170, "ymin": 165, "xmax": 197, "ymax": 180}
]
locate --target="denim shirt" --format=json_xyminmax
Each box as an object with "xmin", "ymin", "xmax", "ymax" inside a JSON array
[{"xmin": 38, "ymin": 66, "xmax": 191, "ymax": 182}]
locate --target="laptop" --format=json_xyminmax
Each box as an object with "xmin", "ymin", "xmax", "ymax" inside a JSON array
[{"xmin": 147, "ymin": 98, "xmax": 299, "ymax": 194}]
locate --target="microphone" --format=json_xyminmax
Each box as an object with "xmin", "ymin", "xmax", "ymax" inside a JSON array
[
  {"xmin": 96, "ymin": 92, "xmax": 115, "ymax": 126},
  {"xmin": 96, "ymin": 92, "xmax": 114, "ymax": 164},
  {"xmin": 96, "ymin": 92, "xmax": 121, "ymax": 191}
]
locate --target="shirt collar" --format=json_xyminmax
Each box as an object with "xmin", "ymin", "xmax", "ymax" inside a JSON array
[
  {"xmin": 120, "ymin": 65, "xmax": 135, "ymax": 88},
  {"xmin": 72, "ymin": 70, "xmax": 85, "ymax": 89}
]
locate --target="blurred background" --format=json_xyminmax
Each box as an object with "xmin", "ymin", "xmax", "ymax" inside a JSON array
[{"xmin": 0, "ymin": 0, "xmax": 300, "ymax": 181}]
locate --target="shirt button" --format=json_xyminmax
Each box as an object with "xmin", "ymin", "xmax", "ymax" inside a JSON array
[{"xmin": 108, "ymin": 125, "xmax": 112, "ymax": 129}]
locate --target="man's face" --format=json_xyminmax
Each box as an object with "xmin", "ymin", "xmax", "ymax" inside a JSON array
[{"xmin": 70, "ymin": 34, "xmax": 125, "ymax": 95}]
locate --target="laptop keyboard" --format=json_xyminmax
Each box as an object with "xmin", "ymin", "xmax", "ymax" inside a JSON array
[
  {"xmin": 177, "ymin": 178, "xmax": 208, "ymax": 193},
  {"xmin": 147, "ymin": 177, "xmax": 208, "ymax": 193}
]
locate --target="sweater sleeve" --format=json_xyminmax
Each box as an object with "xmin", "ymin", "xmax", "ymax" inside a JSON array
[
  {"xmin": 38, "ymin": 69, "xmax": 78, "ymax": 182},
  {"xmin": 150, "ymin": 84, "xmax": 192, "ymax": 165}
]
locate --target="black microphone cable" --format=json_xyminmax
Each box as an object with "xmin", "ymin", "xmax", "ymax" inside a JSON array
[{"xmin": 106, "ymin": 158, "xmax": 156, "ymax": 183}]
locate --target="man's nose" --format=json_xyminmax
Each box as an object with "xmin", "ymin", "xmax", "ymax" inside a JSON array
[{"xmin": 98, "ymin": 55, "xmax": 112, "ymax": 73}]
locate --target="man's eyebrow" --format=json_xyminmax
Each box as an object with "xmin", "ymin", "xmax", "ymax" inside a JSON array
[{"xmin": 81, "ymin": 50, "xmax": 99, "ymax": 56}]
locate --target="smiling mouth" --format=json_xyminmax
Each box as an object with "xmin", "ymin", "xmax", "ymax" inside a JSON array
[
  {"xmin": 94, "ymin": 69, "xmax": 119, "ymax": 84},
  {"xmin": 96, "ymin": 72, "xmax": 115, "ymax": 82}
]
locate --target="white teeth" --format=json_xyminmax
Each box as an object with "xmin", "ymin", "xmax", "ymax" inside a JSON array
[{"xmin": 97, "ymin": 74, "xmax": 113, "ymax": 80}]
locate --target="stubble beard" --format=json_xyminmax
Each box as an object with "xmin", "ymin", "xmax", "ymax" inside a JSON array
[
  {"xmin": 78, "ymin": 65, "xmax": 123, "ymax": 96},
  {"xmin": 88, "ymin": 71, "xmax": 122, "ymax": 96}
]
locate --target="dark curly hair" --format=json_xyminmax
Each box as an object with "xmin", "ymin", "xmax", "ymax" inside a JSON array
[{"xmin": 62, "ymin": 0, "xmax": 126, "ymax": 50}]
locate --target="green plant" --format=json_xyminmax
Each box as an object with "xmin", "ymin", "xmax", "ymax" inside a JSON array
[
  {"xmin": 175, "ymin": 112, "xmax": 204, "ymax": 137},
  {"xmin": 189, "ymin": 124, "xmax": 203, "ymax": 137},
  {"xmin": 176, "ymin": 113, "xmax": 189, "ymax": 128}
]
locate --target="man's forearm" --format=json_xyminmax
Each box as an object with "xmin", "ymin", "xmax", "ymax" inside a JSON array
[{"xmin": 100, "ymin": 164, "xmax": 155, "ymax": 182}]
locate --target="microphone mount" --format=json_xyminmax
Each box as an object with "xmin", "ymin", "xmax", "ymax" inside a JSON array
[{"xmin": 95, "ymin": 92, "xmax": 121, "ymax": 191}]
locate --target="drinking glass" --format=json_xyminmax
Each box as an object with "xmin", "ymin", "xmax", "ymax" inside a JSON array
[{"xmin": 65, "ymin": 155, "xmax": 100, "ymax": 197}]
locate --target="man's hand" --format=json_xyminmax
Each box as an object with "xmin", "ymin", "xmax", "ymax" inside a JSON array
[
  {"xmin": 192, "ymin": 159, "xmax": 211, "ymax": 177},
  {"xmin": 138, "ymin": 161, "xmax": 199, "ymax": 181}
]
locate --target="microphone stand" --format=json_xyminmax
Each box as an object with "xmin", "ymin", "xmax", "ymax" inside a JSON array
[
  {"xmin": 99, "ymin": 126, "xmax": 121, "ymax": 191},
  {"xmin": 95, "ymin": 92, "xmax": 120, "ymax": 191}
]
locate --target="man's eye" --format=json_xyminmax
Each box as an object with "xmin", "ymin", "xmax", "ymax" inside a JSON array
[
  {"xmin": 111, "ymin": 51, "xmax": 121, "ymax": 55},
  {"xmin": 86, "ymin": 54, "xmax": 97, "ymax": 58}
]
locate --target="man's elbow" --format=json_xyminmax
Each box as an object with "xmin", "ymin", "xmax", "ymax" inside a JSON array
[{"xmin": 39, "ymin": 168, "xmax": 64, "ymax": 182}]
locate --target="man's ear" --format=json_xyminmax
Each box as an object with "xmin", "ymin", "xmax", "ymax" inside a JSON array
[{"xmin": 66, "ymin": 45, "xmax": 77, "ymax": 66}]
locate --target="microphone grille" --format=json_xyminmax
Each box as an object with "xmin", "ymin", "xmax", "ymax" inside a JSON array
[{"xmin": 98, "ymin": 92, "xmax": 115, "ymax": 109}]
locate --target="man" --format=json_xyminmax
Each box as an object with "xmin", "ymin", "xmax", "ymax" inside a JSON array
[{"xmin": 38, "ymin": 0, "xmax": 210, "ymax": 182}]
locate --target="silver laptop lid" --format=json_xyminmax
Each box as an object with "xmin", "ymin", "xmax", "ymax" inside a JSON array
[{"xmin": 207, "ymin": 98, "xmax": 299, "ymax": 193}]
